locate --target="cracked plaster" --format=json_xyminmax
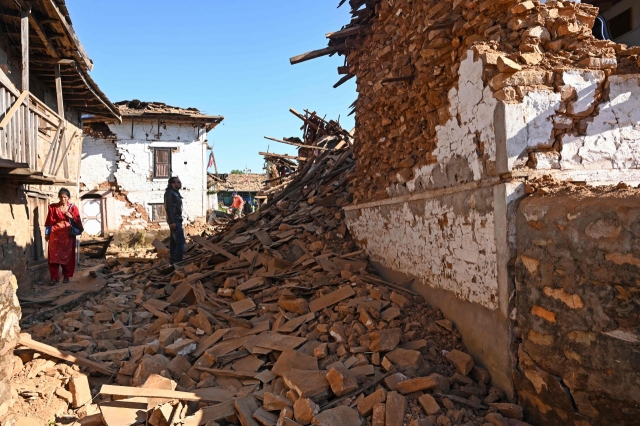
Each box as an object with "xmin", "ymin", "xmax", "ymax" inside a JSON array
[
  {"xmin": 389, "ymin": 51, "xmax": 498, "ymax": 197},
  {"xmin": 347, "ymin": 187, "xmax": 499, "ymax": 310}
]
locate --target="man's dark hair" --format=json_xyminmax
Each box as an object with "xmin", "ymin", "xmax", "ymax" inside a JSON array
[
  {"xmin": 168, "ymin": 177, "xmax": 180, "ymax": 185},
  {"xmin": 58, "ymin": 187, "xmax": 71, "ymax": 198}
]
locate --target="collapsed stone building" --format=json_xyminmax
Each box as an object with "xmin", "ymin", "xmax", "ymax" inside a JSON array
[
  {"xmin": 80, "ymin": 101, "xmax": 224, "ymax": 236},
  {"xmin": 291, "ymin": 0, "xmax": 640, "ymax": 424}
]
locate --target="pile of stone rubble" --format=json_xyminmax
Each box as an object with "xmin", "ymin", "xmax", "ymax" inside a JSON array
[{"xmin": 13, "ymin": 115, "xmax": 529, "ymax": 426}]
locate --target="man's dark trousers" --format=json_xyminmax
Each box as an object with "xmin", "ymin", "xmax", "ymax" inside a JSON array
[{"xmin": 170, "ymin": 222, "xmax": 185, "ymax": 263}]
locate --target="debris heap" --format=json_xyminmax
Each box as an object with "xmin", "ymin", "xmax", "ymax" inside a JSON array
[
  {"xmin": 260, "ymin": 108, "xmax": 352, "ymax": 195},
  {"xmin": 292, "ymin": 0, "xmax": 640, "ymax": 203},
  {"xmin": 16, "ymin": 112, "xmax": 526, "ymax": 426}
]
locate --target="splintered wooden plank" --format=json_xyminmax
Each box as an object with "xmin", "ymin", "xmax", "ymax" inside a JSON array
[
  {"xmin": 142, "ymin": 302, "xmax": 171, "ymax": 320},
  {"xmin": 235, "ymin": 395, "xmax": 260, "ymax": 426},
  {"xmin": 182, "ymin": 400, "xmax": 237, "ymax": 426},
  {"xmin": 100, "ymin": 385, "xmax": 223, "ymax": 402},
  {"xmin": 253, "ymin": 333, "xmax": 306, "ymax": 352},
  {"xmin": 192, "ymin": 235, "xmax": 240, "ymax": 261},
  {"xmin": 18, "ymin": 334, "xmax": 116, "ymax": 376},
  {"xmin": 231, "ymin": 298, "xmax": 256, "ymax": 315},
  {"xmin": 290, "ymin": 45, "xmax": 342, "ymax": 65},
  {"xmin": 278, "ymin": 312, "xmax": 316, "ymax": 333},
  {"xmin": 192, "ymin": 328, "xmax": 231, "ymax": 358},
  {"xmin": 309, "ymin": 286, "xmax": 356, "ymax": 312},
  {"xmin": 195, "ymin": 367, "xmax": 258, "ymax": 379}
]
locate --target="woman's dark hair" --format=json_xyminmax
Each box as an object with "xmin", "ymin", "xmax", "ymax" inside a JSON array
[
  {"xmin": 168, "ymin": 177, "xmax": 180, "ymax": 185},
  {"xmin": 58, "ymin": 188, "xmax": 71, "ymax": 198}
]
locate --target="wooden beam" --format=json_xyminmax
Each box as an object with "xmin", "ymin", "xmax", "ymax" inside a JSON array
[
  {"xmin": 290, "ymin": 45, "xmax": 342, "ymax": 65},
  {"xmin": 333, "ymin": 73, "xmax": 355, "ymax": 88},
  {"xmin": 46, "ymin": 0, "xmax": 93, "ymax": 71},
  {"xmin": 0, "ymin": 91, "xmax": 29, "ymax": 130},
  {"xmin": 55, "ymin": 64, "xmax": 63, "ymax": 116},
  {"xmin": 41, "ymin": 123, "xmax": 63, "ymax": 173},
  {"xmin": 264, "ymin": 136, "xmax": 330, "ymax": 151},
  {"xmin": 29, "ymin": 14, "xmax": 59, "ymax": 58},
  {"xmin": 99, "ymin": 385, "xmax": 233, "ymax": 403},
  {"xmin": 258, "ymin": 152, "xmax": 307, "ymax": 161},
  {"xmin": 18, "ymin": 333, "xmax": 116, "ymax": 376},
  {"xmin": 21, "ymin": 7, "xmax": 29, "ymax": 92},
  {"xmin": 53, "ymin": 129, "xmax": 76, "ymax": 176},
  {"xmin": 326, "ymin": 26, "xmax": 361, "ymax": 39},
  {"xmin": 67, "ymin": 62, "xmax": 120, "ymax": 118}
]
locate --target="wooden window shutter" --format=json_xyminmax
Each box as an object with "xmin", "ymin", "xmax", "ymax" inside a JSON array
[{"xmin": 154, "ymin": 148, "xmax": 171, "ymax": 178}]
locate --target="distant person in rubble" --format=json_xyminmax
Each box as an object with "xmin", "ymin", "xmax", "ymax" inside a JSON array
[
  {"xmin": 230, "ymin": 192, "xmax": 244, "ymax": 218},
  {"xmin": 164, "ymin": 177, "xmax": 185, "ymax": 264},
  {"xmin": 44, "ymin": 188, "xmax": 83, "ymax": 285}
]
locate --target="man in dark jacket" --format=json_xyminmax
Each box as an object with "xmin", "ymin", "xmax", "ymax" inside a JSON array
[{"xmin": 164, "ymin": 177, "xmax": 185, "ymax": 263}]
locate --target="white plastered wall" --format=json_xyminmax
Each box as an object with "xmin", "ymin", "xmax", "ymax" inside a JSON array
[{"xmin": 80, "ymin": 120, "xmax": 209, "ymax": 230}]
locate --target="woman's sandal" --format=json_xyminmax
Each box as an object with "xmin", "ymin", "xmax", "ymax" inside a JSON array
[
  {"xmin": 62, "ymin": 277, "xmax": 70, "ymax": 283},
  {"xmin": 48, "ymin": 280, "xmax": 58, "ymax": 286}
]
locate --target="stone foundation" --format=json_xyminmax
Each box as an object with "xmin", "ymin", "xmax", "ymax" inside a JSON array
[{"xmin": 515, "ymin": 189, "xmax": 640, "ymax": 426}]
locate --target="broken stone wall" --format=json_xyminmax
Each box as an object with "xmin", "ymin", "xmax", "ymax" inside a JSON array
[
  {"xmin": 0, "ymin": 271, "xmax": 20, "ymax": 420},
  {"xmin": 344, "ymin": 0, "xmax": 640, "ymax": 204},
  {"xmin": 341, "ymin": 0, "xmax": 640, "ymax": 421},
  {"xmin": 80, "ymin": 120, "xmax": 209, "ymax": 230},
  {"xmin": 515, "ymin": 189, "xmax": 640, "ymax": 426}
]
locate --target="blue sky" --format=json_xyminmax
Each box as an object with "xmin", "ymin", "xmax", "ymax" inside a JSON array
[{"xmin": 66, "ymin": 0, "xmax": 356, "ymax": 174}]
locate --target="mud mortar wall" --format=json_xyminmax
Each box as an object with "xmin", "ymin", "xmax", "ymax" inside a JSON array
[{"xmin": 515, "ymin": 191, "xmax": 640, "ymax": 425}]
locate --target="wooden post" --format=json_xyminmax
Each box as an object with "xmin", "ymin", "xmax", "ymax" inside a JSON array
[
  {"xmin": 21, "ymin": 8, "xmax": 29, "ymax": 92},
  {"xmin": 55, "ymin": 64, "xmax": 64, "ymax": 117},
  {"xmin": 21, "ymin": 7, "xmax": 30, "ymax": 167}
]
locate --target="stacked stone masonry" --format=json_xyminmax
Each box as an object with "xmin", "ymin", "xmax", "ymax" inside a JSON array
[
  {"xmin": 515, "ymin": 189, "xmax": 640, "ymax": 426},
  {"xmin": 344, "ymin": 0, "xmax": 640, "ymax": 203},
  {"xmin": 333, "ymin": 0, "xmax": 640, "ymax": 424}
]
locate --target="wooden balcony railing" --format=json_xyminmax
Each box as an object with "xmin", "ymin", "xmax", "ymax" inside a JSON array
[{"xmin": 0, "ymin": 76, "xmax": 74, "ymax": 182}]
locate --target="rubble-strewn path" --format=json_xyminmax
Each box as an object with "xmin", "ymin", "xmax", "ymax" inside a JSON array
[{"xmin": 10, "ymin": 119, "xmax": 527, "ymax": 426}]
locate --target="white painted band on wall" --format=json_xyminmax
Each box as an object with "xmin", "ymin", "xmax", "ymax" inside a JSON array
[{"xmin": 343, "ymin": 177, "xmax": 501, "ymax": 211}]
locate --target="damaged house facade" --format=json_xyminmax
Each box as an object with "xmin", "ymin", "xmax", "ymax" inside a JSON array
[
  {"xmin": 80, "ymin": 101, "xmax": 223, "ymax": 236},
  {"xmin": 0, "ymin": 0, "xmax": 120, "ymax": 417},
  {"xmin": 296, "ymin": 0, "xmax": 640, "ymax": 424}
]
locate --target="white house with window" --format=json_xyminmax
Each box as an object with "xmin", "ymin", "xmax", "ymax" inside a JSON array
[{"xmin": 79, "ymin": 100, "xmax": 223, "ymax": 236}]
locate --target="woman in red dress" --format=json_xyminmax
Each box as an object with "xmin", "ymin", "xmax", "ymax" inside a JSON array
[{"xmin": 45, "ymin": 188, "xmax": 83, "ymax": 285}]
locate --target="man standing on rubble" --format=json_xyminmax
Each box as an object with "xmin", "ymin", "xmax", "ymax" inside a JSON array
[
  {"xmin": 164, "ymin": 177, "xmax": 185, "ymax": 264},
  {"xmin": 230, "ymin": 192, "xmax": 244, "ymax": 218}
]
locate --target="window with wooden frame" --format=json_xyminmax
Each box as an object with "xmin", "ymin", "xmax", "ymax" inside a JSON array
[
  {"xmin": 153, "ymin": 148, "xmax": 171, "ymax": 178},
  {"xmin": 151, "ymin": 203, "xmax": 167, "ymax": 222}
]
